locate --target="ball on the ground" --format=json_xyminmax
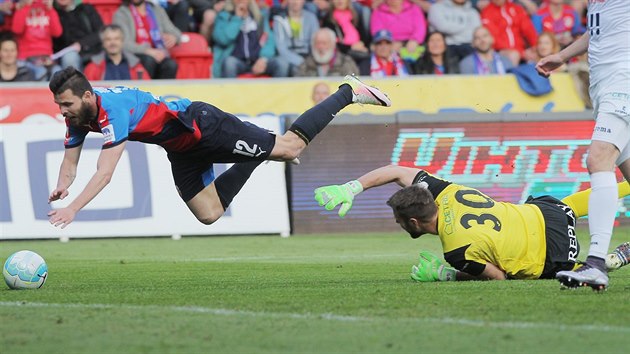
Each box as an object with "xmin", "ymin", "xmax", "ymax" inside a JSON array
[{"xmin": 3, "ymin": 250, "xmax": 48, "ymax": 289}]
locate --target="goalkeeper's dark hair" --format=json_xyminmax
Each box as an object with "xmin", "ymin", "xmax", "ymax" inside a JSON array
[
  {"xmin": 49, "ymin": 67, "xmax": 93, "ymax": 97},
  {"xmin": 386, "ymin": 185, "xmax": 438, "ymax": 223}
]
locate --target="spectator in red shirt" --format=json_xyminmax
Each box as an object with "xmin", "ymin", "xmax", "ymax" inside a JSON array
[
  {"xmin": 532, "ymin": 0, "xmax": 584, "ymax": 48},
  {"xmin": 11, "ymin": 0, "xmax": 62, "ymax": 80},
  {"xmin": 481, "ymin": 0, "xmax": 538, "ymax": 66}
]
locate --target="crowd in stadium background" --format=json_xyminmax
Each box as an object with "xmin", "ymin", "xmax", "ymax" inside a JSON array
[{"xmin": 0, "ymin": 0, "xmax": 589, "ymax": 97}]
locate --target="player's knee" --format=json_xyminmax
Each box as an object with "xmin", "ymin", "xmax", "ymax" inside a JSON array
[
  {"xmin": 197, "ymin": 214, "xmax": 220, "ymax": 225},
  {"xmin": 587, "ymin": 144, "xmax": 618, "ymax": 172},
  {"xmin": 195, "ymin": 209, "xmax": 223, "ymax": 225}
]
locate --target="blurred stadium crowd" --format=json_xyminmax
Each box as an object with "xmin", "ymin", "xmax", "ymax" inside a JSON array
[{"xmin": 0, "ymin": 0, "xmax": 589, "ymax": 87}]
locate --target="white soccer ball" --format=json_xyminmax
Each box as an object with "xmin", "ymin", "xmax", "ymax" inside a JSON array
[{"xmin": 3, "ymin": 250, "xmax": 48, "ymax": 289}]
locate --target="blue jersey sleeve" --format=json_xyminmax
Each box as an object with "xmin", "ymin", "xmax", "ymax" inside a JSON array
[{"xmin": 64, "ymin": 119, "xmax": 89, "ymax": 148}]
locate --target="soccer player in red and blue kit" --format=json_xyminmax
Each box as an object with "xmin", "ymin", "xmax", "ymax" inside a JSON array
[{"xmin": 47, "ymin": 67, "xmax": 391, "ymax": 228}]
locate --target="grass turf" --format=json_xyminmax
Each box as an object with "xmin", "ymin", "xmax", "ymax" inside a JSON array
[{"xmin": 1, "ymin": 226, "xmax": 630, "ymax": 354}]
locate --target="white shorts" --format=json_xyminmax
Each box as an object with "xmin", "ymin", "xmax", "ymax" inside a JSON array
[{"xmin": 591, "ymin": 90, "xmax": 630, "ymax": 165}]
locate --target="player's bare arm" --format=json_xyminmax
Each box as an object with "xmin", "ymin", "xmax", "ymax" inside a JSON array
[
  {"xmin": 48, "ymin": 144, "xmax": 83, "ymax": 203},
  {"xmin": 478, "ymin": 262, "xmax": 507, "ymax": 280},
  {"xmin": 314, "ymin": 165, "xmax": 421, "ymax": 217},
  {"xmin": 411, "ymin": 251, "xmax": 507, "ymax": 282},
  {"xmin": 48, "ymin": 142, "xmax": 127, "ymax": 228},
  {"xmin": 536, "ymin": 32, "xmax": 589, "ymax": 77},
  {"xmin": 357, "ymin": 165, "xmax": 420, "ymax": 190}
]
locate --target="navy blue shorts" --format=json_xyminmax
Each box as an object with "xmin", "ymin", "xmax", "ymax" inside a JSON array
[{"xmin": 167, "ymin": 102, "xmax": 275, "ymax": 202}]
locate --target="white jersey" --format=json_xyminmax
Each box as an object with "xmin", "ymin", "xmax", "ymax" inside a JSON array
[{"xmin": 588, "ymin": 0, "xmax": 630, "ymax": 93}]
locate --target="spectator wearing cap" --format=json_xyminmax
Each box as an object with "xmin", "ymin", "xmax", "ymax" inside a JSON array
[
  {"xmin": 296, "ymin": 27, "xmax": 358, "ymax": 77},
  {"xmin": 413, "ymin": 31, "xmax": 460, "ymax": 75},
  {"xmin": 427, "ymin": 0, "xmax": 480, "ymax": 61},
  {"xmin": 459, "ymin": 26, "xmax": 513, "ymax": 75},
  {"xmin": 369, "ymin": 29, "xmax": 409, "ymax": 78}
]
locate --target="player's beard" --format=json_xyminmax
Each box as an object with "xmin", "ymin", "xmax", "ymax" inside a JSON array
[{"xmin": 68, "ymin": 101, "xmax": 97, "ymax": 128}]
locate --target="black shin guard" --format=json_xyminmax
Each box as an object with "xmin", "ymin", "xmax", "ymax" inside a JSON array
[
  {"xmin": 288, "ymin": 84, "xmax": 353, "ymax": 144},
  {"xmin": 214, "ymin": 160, "xmax": 264, "ymax": 210}
]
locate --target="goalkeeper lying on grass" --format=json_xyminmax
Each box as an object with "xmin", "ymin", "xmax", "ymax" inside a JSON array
[{"xmin": 314, "ymin": 165, "xmax": 630, "ymax": 282}]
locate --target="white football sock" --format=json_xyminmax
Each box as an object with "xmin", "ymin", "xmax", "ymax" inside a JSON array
[{"xmin": 588, "ymin": 171, "xmax": 618, "ymax": 259}]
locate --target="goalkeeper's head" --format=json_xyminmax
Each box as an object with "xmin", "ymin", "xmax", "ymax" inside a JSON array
[{"xmin": 387, "ymin": 184, "xmax": 438, "ymax": 239}]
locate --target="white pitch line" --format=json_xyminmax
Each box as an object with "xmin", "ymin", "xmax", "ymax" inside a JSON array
[
  {"xmin": 1, "ymin": 301, "xmax": 629, "ymax": 333},
  {"xmin": 176, "ymin": 253, "xmax": 411, "ymax": 262}
]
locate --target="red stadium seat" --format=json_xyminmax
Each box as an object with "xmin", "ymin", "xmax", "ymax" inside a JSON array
[
  {"xmin": 169, "ymin": 32, "xmax": 212, "ymax": 79},
  {"xmin": 82, "ymin": 0, "xmax": 122, "ymax": 25}
]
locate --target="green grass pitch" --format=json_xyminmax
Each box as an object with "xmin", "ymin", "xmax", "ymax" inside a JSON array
[{"xmin": 2, "ymin": 225, "xmax": 630, "ymax": 354}]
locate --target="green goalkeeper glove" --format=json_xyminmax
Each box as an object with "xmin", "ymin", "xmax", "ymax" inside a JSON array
[
  {"xmin": 410, "ymin": 251, "xmax": 457, "ymax": 282},
  {"xmin": 314, "ymin": 180, "xmax": 364, "ymax": 218}
]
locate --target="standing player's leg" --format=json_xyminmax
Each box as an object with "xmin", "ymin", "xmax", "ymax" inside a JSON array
[
  {"xmin": 269, "ymin": 75, "xmax": 391, "ymax": 161},
  {"xmin": 606, "ymin": 157, "xmax": 630, "ymax": 271},
  {"xmin": 556, "ymin": 107, "xmax": 630, "ymax": 289}
]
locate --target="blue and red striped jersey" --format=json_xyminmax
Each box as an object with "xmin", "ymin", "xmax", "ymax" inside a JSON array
[{"xmin": 64, "ymin": 86, "xmax": 200, "ymax": 152}]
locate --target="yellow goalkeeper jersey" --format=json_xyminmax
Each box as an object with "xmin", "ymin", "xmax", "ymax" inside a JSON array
[{"xmin": 414, "ymin": 171, "xmax": 547, "ymax": 279}]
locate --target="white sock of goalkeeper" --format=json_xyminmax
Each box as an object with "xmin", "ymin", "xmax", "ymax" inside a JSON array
[{"xmin": 587, "ymin": 171, "xmax": 618, "ymax": 259}]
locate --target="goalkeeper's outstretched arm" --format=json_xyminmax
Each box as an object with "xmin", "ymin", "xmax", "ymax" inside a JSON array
[
  {"xmin": 411, "ymin": 251, "xmax": 507, "ymax": 282},
  {"xmin": 315, "ymin": 165, "xmax": 422, "ymax": 217},
  {"xmin": 355, "ymin": 165, "xmax": 421, "ymax": 190}
]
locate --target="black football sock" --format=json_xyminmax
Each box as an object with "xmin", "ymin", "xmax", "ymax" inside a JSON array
[
  {"xmin": 214, "ymin": 160, "xmax": 264, "ymax": 210},
  {"xmin": 288, "ymin": 84, "xmax": 353, "ymax": 144}
]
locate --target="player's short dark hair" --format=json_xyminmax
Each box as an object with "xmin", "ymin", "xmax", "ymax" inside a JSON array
[
  {"xmin": 49, "ymin": 67, "xmax": 93, "ymax": 97},
  {"xmin": 386, "ymin": 185, "xmax": 438, "ymax": 223}
]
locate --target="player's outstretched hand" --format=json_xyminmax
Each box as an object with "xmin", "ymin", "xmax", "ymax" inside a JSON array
[
  {"xmin": 48, "ymin": 207, "xmax": 76, "ymax": 229},
  {"xmin": 48, "ymin": 188, "xmax": 68, "ymax": 203},
  {"xmin": 314, "ymin": 181, "xmax": 363, "ymax": 218},
  {"xmin": 411, "ymin": 251, "xmax": 457, "ymax": 282},
  {"xmin": 535, "ymin": 53, "xmax": 564, "ymax": 78}
]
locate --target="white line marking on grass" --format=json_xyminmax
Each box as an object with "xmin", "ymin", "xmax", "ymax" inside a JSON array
[
  {"xmin": 174, "ymin": 254, "xmax": 411, "ymax": 262},
  {"xmin": 2, "ymin": 301, "xmax": 630, "ymax": 333}
]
